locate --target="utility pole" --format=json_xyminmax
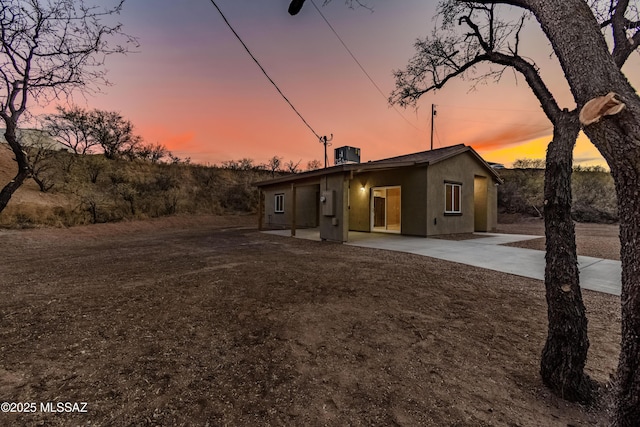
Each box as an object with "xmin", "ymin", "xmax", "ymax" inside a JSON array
[
  {"xmin": 430, "ymin": 104, "xmax": 437, "ymax": 150},
  {"xmin": 320, "ymin": 134, "xmax": 333, "ymax": 168}
]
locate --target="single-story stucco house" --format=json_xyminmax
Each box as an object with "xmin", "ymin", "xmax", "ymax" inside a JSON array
[{"xmin": 255, "ymin": 144, "xmax": 502, "ymax": 242}]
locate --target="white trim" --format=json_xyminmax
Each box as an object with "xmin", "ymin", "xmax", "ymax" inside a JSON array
[
  {"xmin": 445, "ymin": 182, "xmax": 462, "ymax": 214},
  {"xmin": 274, "ymin": 193, "xmax": 285, "ymax": 213}
]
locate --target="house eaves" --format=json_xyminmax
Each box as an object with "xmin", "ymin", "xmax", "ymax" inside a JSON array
[
  {"xmin": 253, "ymin": 144, "xmax": 503, "ymax": 187},
  {"xmin": 253, "ymin": 160, "xmax": 422, "ymax": 187}
]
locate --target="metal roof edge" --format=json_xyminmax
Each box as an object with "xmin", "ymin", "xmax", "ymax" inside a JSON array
[{"xmin": 253, "ymin": 164, "xmax": 349, "ymax": 187}]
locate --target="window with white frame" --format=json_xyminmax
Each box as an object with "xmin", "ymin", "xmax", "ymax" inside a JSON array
[
  {"xmin": 274, "ymin": 193, "xmax": 285, "ymax": 213},
  {"xmin": 445, "ymin": 182, "xmax": 461, "ymax": 214}
]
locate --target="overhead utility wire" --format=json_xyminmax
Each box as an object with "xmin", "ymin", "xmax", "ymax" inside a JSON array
[
  {"xmin": 208, "ymin": 0, "xmax": 321, "ymax": 140},
  {"xmin": 309, "ymin": 0, "xmax": 423, "ymax": 132}
]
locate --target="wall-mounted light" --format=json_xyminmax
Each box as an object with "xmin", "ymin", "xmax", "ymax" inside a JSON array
[{"xmin": 360, "ymin": 185, "xmax": 366, "ymax": 192}]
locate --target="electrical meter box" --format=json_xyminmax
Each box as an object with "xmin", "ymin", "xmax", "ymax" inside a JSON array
[
  {"xmin": 320, "ymin": 190, "xmax": 335, "ymax": 216},
  {"xmin": 334, "ymin": 146, "xmax": 361, "ymax": 165}
]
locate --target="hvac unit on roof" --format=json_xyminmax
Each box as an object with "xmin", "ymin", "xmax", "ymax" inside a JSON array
[{"xmin": 334, "ymin": 146, "xmax": 361, "ymax": 165}]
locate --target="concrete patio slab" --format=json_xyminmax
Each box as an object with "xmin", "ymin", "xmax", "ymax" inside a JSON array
[{"xmin": 262, "ymin": 229, "xmax": 622, "ymax": 296}]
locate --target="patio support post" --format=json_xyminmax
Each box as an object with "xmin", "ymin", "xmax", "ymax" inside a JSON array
[
  {"xmin": 291, "ymin": 183, "xmax": 297, "ymax": 237},
  {"xmin": 257, "ymin": 188, "xmax": 264, "ymax": 231}
]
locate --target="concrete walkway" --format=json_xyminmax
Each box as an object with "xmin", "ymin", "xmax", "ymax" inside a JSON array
[{"xmin": 263, "ymin": 229, "xmax": 622, "ymax": 296}]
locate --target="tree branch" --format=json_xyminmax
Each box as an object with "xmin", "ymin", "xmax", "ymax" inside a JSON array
[
  {"xmin": 459, "ymin": 15, "xmax": 491, "ymax": 51},
  {"xmin": 392, "ymin": 1, "xmax": 560, "ymax": 123},
  {"xmin": 484, "ymin": 51, "xmax": 561, "ymax": 121},
  {"xmin": 390, "ymin": 54, "xmax": 487, "ymax": 107}
]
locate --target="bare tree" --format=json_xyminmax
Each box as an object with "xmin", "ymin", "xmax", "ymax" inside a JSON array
[
  {"xmin": 437, "ymin": 0, "xmax": 640, "ymax": 423},
  {"xmin": 390, "ymin": 1, "xmax": 595, "ymax": 402},
  {"xmin": 21, "ymin": 129, "xmax": 57, "ymax": 192},
  {"xmin": 88, "ymin": 109, "xmax": 141, "ymax": 160},
  {"xmin": 285, "ymin": 159, "xmax": 301, "ymax": 173},
  {"xmin": 238, "ymin": 158, "xmax": 254, "ymax": 171},
  {"xmin": 306, "ymin": 159, "xmax": 323, "ymax": 171},
  {"xmin": 267, "ymin": 155, "xmax": 282, "ymax": 177},
  {"xmin": 43, "ymin": 106, "xmax": 98, "ymax": 155},
  {"xmin": 0, "ymin": 0, "xmax": 135, "ymax": 213},
  {"xmin": 136, "ymin": 142, "xmax": 169, "ymax": 164}
]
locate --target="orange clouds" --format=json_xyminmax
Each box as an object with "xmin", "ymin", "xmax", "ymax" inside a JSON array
[
  {"xmin": 466, "ymin": 124, "xmax": 553, "ymax": 152},
  {"xmin": 475, "ymin": 132, "xmax": 608, "ymax": 168}
]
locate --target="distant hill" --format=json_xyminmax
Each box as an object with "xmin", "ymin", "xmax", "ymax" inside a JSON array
[{"xmin": 0, "ymin": 144, "xmax": 277, "ymax": 228}]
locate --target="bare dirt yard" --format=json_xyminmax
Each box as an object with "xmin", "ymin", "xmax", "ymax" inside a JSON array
[
  {"xmin": 0, "ymin": 215, "xmax": 621, "ymax": 426},
  {"xmin": 497, "ymin": 216, "xmax": 621, "ymax": 261}
]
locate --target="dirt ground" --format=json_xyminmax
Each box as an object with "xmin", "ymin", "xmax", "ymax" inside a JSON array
[
  {"xmin": 0, "ymin": 215, "xmax": 622, "ymax": 426},
  {"xmin": 496, "ymin": 216, "xmax": 621, "ymax": 261}
]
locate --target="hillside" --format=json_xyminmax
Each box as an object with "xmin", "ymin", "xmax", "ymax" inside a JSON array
[
  {"xmin": 0, "ymin": 143, "xmax": 71, "ymax": 210},
  {"xmin": 0, "ymin": 143, "xmax": 276, "ymax": 227}
]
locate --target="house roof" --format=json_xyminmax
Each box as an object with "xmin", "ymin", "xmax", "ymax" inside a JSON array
[{"xmin": 254, "ymin": 144, "xmax": 503, "ymax": 187}]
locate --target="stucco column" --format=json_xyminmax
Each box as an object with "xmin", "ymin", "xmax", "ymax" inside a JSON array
[
  {"xmin": 291, "ymin": 183, "xmax": 297, "ymax": 237},
  {"xmin": 257, "ymin": 188, "xmax": 264, "ymax": 231}
]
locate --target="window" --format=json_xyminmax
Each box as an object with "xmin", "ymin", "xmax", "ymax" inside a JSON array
[
  {"xmin": 445, "ymin": 183, "xmax": 461, "ymax": 214},
  {"xmin": 274, "ymin": 193, "xmax": 284, "ymax": 213}
]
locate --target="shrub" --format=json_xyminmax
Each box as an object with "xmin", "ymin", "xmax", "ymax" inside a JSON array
[{"xmin": 498, "ymin": 168, "xmax": 618, "ymax": 222}]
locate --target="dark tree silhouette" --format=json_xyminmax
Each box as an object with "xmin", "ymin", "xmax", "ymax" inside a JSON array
[
  {"xmin": 88, "ymin": 109, "xmax": 141, "ymax": 160},
  {"xmin": 43, "ymin": 106, "xmax": 99, "ymax": 155}
]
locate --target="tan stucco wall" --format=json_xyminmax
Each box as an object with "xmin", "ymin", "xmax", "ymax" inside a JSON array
[
  {"xmin": 348, "ymin": 167, "xmax": 428, "ymax": 236},
  {"xmin": 426, "ymin": 152, "xmax": 499, "ymax": 235},
  {"xmin": 474, "ymin": 176, "xmax": 489, "ymax": 232},
  {"xmin": 262, "ymin": 184, "xmax": 319, "ymax": 229},
  {"xmin": 487, "ymin": 178, "xmax": 498, "ymax": 231},
  {"xmin": 257, "ymin": 150, "xmax": 499, "ymax": 240}
]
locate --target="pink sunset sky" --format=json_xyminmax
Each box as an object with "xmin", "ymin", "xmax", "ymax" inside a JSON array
[{"xmin": 44, "ymin": 0, "xmax": 640, "ymax": 168}]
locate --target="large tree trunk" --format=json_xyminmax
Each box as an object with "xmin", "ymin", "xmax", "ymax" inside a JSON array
[
  {"xmin": 584, "ymin": 114, "xmax": 640, "ymax": 426},
  {"xmin": 612, "ymin": 164, "xmax": 640, "ymax": 426},
  {"xmin": 517, "ymin": 1, "xmax": 640, "ymax": 424},
  {"xmin": 540, "ymin": 110, "xmax": 594, "ymax": 403},
  {"xmin": 0, "ymin": 121, "xmax": 30, "ymax": 213}
]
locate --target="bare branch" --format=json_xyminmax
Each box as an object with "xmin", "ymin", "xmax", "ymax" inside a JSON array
[
  {"xmin": 587, "ymin": 0, "xmax": 640, "ymax": 67},
  {"xmin": 0, "ymin": 0, "xmax": 136, "ymax": 213},
  {"xmin": 391, "ymin": 1, "xmax": 560, "ymax": 121},
  {"xmin": 0, "ymin": 0, "xmax": 137, "ymax": 122}
]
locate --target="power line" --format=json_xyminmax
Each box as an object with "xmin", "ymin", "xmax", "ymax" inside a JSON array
[
  {"xmin": 309, "ymin": 0, "xmax": 423, "ymax": 132},
  {"xmin": 208, "ymin": 0, "xmax": 321, "ymax": 140}
]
